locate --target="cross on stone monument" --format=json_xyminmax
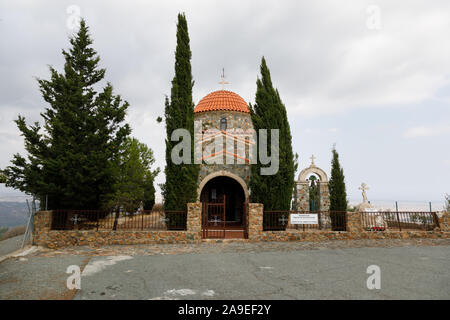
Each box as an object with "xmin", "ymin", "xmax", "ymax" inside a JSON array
[
  {"xmin": 279, "ymin": 215, "xmax": 289, "ymax": 225},
  {"xmin": 218, "ymin": 68, "xmax": 229, "ymax": 90},
  {"xmin": 359, "ymin": 183, "xmax": 370, "ymax": 203},
  {"xmin": 310, "ymin": 154, "xmax": 316, "ymax": 166}
]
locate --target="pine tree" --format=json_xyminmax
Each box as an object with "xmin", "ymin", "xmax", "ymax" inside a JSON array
[
  {"xmin": 249, "ymin": 57, "xmax": 296, "ymax": 210},
  {"xmin": 162, "ymin": 13, "xmax": 199, "ymax": 210},
  {"xmin": 4, "ymin": 19, "xmax": 130, "ymax": 210},
  {"xmin": 329, "ymin": 146, "xmax": 348, "ymax": 211},
  {"xmin": 105, "ymin": 138, "xmax": 158, "ymax": 229}
]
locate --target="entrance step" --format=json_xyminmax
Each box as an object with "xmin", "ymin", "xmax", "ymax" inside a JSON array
[
  {"xmin": 201, "ymin": 229, "xmax": 247, "ymax": 240},
  {"xmin": 202, "ymin": 238, "xmax": 249, "ymax": 243}
]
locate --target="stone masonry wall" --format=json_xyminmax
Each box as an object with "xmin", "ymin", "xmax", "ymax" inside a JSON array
[
  {"xmin": 318, "ymin": 182, "xmax": 330, "ymax": 211},
  {"xmin": 247, "ymin": 205, "xmax": 449, "ymax": 242},
  {"xmin": 33, "ymin": 205, "xmax": 203, "ymax": 249},
  {"xmin": 438, "ymin": 212, "xmax": 450, "ymax": 231},
  {"xmin": 248, "ymin": 203, "xmax": 263, "ymax": 240},
  {"xmin": 187, "ymin": 202, "xmax": 202, "ymax": 234},
  {"xmin": 33, "ymin": 208, "xmax": 450, "ymax": 248},
  {"xmin": 34, "ymin": 230, "xmax": 201, "ymax": 249},
  {"xmin": 195, "ymin": 111, "xmax": 253, "ymax": 188},
  {"xmin": 294, "ymin": 182, "xmax": 309, "ymax": 211},
  {"xmin": 254, "ymin": 230, "xmax": 450, "ymax": 242},
  {"xmin": 346, "ymin": 211, "xmax": 364, "ymax": 233}
]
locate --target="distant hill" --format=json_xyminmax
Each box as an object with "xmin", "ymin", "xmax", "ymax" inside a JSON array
[{"xmin": 0, "ymin": 202, "xmax": 29, "ymax": 228}]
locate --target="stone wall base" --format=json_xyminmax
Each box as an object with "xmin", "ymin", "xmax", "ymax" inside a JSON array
[
  {"xmin": 34, "ymin": 230, "xmax": 449, "ymax": 249},
  {"xmin": 250, "ymin": 231, "xmax": 450, "ymax": 242},
  {"xmin": 34, "ymin": 230, "xmax": 202, "ymax": 249}
]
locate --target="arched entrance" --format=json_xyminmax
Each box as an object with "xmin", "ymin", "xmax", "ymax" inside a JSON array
[
  {"xmin": 295, "ymin": 162, "xmax": 330, "ymax": 212},
  {"xmin": 199, "ymin": 175, "xmax": 248, "ymax": 239}
]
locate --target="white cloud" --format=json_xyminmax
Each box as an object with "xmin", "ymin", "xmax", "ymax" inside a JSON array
[
  {"xmin": 403, "ymin": 124, "xmax": 450, "ymax": 138},
  {"xmin": 0, "ymin": 0, "xmax": 449, "ymax": 202}
]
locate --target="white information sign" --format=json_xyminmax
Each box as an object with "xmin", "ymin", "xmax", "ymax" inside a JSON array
[{"xmin": 290, "ymin": 214, "xmax": 318, "ymax": 225}]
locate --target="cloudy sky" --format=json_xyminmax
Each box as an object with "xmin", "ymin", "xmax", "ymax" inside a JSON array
[{"xmin": 0, "ymin": 0, "xmax": 449, "ymax": 206}]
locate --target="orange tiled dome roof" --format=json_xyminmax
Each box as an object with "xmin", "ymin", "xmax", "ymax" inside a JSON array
[{"xmin": 194, "ymin": 90, "xmax": 249, "ymax": 113}]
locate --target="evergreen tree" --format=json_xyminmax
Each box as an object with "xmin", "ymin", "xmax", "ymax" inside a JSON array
[
  {"xmin": 329, "ymin": 146, "xmax": 348, "ymax": 211},
  {"xmin": 249, "ymin": 57, "xmax": 296, "ymax": 210},
  {"xmin": 104, "ymin": 138, "xmax": 158, "ymax": 229},
  {"xmin": 309, "ymin": 175, "xmax": 319, "ymax": 211},
  {"xmin": 162, "ymin": 13, "xmax": 199, "ymax": 210},
  {"xmin": 4, "ymin": 19, "xmax": 130, "ymax": 210}
]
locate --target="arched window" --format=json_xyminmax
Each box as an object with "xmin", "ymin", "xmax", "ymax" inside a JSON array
[{"xmin": 220, "ymin": 118, "xmax": 227, "ymax": 131}]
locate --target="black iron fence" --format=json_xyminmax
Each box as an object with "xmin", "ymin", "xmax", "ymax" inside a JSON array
[
  {"xmin": 361, "ymin": 211, "xmax": 439, "ymax": 231},
  {"xmin": 263, "ymin": 211, "xmax": 347, "ymax": 231},
  {"xmin": 51, "ymin": 209, "xmax": 187, "ymax": 231}
]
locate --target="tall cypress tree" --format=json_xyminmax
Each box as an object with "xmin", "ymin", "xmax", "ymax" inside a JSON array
[
  {"xmin": 4, "ymin": 19, "xmax": 130, "ymax": 210},
  {"xmin": 309, "ymin": 176, "xmax": 319, "ymax": 211},
  {"xmin": 249, "ymin": 57, "xmax": 296, "ymax": 210},
  {"xmin": 329, "ymin": 146, "xmax": 348, "ymax": 211},
  {"xmin": 162, "ymin": 13, "xmax": 199, "ymax": 210}
]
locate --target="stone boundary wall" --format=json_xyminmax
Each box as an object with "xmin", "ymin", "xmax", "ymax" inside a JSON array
[
  {"xmin": 438, "ymin": 212, "xmax": 450, "ymax": 231},
  {"xmin": 249, "ymin": 206, "xmax": 450, "ymax": 242},
  {"xmin": 35, "ymin": 230, "xmax": 201, "ymax": 249},
  {"xmin": 33, "ymin": 206, "xmax": 450, "ymax": 249},
  {"xmin": 33, "ymin": 206, "xmax": 203, "ymax": 249},
  {"xmin": 251, "ymin": 230, "xmax": 450, "ymax": 242}
]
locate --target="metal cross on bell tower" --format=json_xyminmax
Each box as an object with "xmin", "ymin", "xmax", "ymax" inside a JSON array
[
  {"xmin": 310, "ymin": 154, "xmax": 316, "ymax": 166},
  {"xmin": 218, "ymin": 68, "xmax": 229, "ymax": 90}
]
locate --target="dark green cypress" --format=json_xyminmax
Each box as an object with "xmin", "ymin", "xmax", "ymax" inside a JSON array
[
  {"xmin": 309, "ymin": 175, "xmax": 319, "ymax": 211},
  {"xmin": 329, "ymin": 146, "xmax": 348, "ymax": 211},
  {"xmin": 4, "ymin": 19, "xmax": 130, "ymax": 210},
  {"xmin": 162, "ymin": 13, "xmax": 199, "ymax": 210},
  {"xmin": 249, "ymin": 57, "xmax": 296, "ymax": 210}
]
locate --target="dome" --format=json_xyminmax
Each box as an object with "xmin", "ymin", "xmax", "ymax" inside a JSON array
[{"xmin": 194, "ymin": 90, "xmax": 249, "ymax": 114}]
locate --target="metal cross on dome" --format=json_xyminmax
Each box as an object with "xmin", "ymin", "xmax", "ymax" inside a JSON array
[
  {"xmin": 279, "ymin": 215, "xmax": 289, "ymax": 225},
  {"xmin": 310, "ymin": 154, "xmax": 316, "ymax": 165},
  {"xmin": 218, "ymin": 68, "xmax": 229, "ymax": 90}
]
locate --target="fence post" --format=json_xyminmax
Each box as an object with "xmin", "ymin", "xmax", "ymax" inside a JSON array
[
  {"xmin": 395, "ymin": 201, "xmax": 402, "ymax": 231},
  {"xmin": 432, "ymin": 212, "xmax": 440, "ymax": 229},
  {"xmin": 318, "ymin": 211, "xmax": 322, "ymax": 230},
  {"xmin": 248, "ymin": 203, "xmax": 263, "ymax": 240}
]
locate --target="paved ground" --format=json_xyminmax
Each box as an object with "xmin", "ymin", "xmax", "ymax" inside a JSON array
[
  {"xmin": 0, "ymin": 239, "xmax": 449, "ymax": 300},
  {"xmin": 0, "ymin": 235, "xmax": 24, "ymax": 257}
]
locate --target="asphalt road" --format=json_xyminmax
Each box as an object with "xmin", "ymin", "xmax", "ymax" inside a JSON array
[
  {"xmin": 1, "ymin": 244, "xmax": 449, "ymax": 300},
  {"xmin": 74, "ymin": 246, "xmax": 450, "ymax": 300},
  {"xmin": 0, "ymin": 235, "xmax": 24, "ymax": 257}
]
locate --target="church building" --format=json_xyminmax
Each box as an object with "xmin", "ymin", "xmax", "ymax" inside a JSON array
[{"xmin": 194, "ymin": 89, "xmax": 253, "ymax": 238}]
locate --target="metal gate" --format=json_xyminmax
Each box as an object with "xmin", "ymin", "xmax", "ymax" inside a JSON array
[
  {"xmin": 243, "ymin": 202, "xmax": 249, "ymax": 239},
  {"xmin": 202, "ymin": 196, "xmax": 226, "ymax": 239},
  {"xmin": 202, "ymin": 197, "xmax": 249, "ymax": 239}
]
